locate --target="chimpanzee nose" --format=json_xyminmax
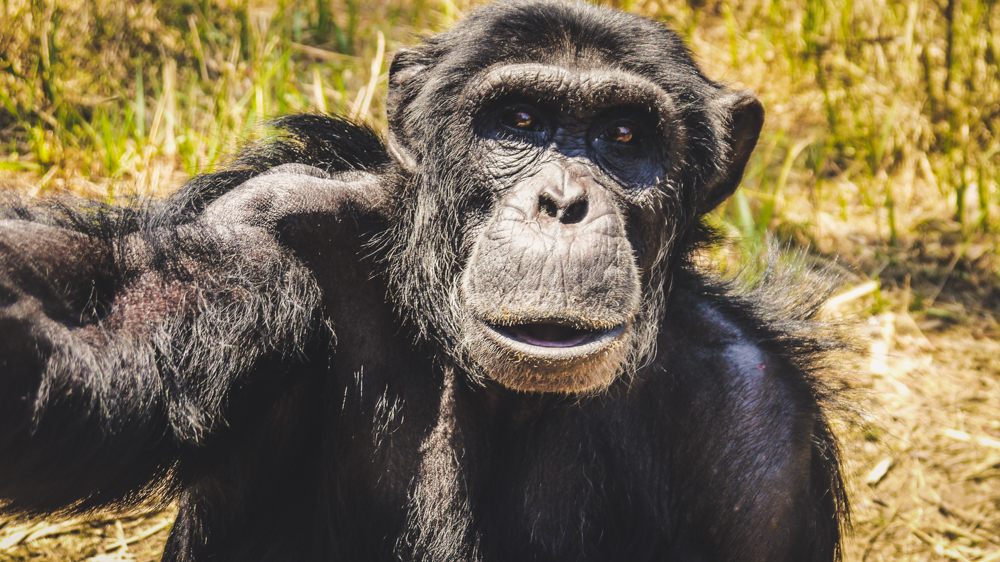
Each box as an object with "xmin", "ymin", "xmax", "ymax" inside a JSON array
[{"xmin": 538, "ymin": 169, "xmax": 589, "ymax": 225}]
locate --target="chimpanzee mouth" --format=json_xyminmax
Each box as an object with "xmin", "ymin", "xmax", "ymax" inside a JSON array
[
  {"xmin": 481, "ymin": 320, "xmax": 626, "ymax": 358},
  {"xmin": 496, "ymin": 324, "xmax": 602, "ymax": 347}
]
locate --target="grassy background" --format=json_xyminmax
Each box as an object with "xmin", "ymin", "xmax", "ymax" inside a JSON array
[{"xmin": 1, "ymin": 0, "xmax": 999, "ymax": 561}]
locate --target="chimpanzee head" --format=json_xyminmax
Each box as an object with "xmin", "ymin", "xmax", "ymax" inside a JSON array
[{"xmin": 382, "ymin": 0, "xmax": 763, "ymax": 393}]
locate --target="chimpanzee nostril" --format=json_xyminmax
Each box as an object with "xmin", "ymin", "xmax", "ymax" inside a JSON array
[
  {"xmin": 535, "ymin": 165, "xmax": 593, "ymax": 225},
  {"xmin": 538, "ymin": 193, "xmax": 589, "ymax": 224},
  {"xmin": 561, "ymin": 199, "xmax": 588, "ymax": 224},
  {"xmin": 539, "ymin": 195, "xmax": 560, "ymax": 219}
]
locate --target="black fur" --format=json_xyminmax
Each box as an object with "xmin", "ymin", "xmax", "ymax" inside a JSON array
[{"xmin": 0, "ymin": 2, "xmax": 848, "ymax": 561}]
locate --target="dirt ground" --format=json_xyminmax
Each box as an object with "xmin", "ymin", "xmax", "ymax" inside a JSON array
[{"xmin": 844, "ymin": 312, "xmax": 1000, "ymax": 562}]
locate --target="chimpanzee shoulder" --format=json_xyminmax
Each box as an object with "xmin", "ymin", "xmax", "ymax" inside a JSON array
[
  {"xmin": 167, "ymin": 114, "xmax": 389, "ymax": 220},
  {"xmin": 646, "ymin": 258, "xmax": 849, "ymax": 560},
  {"xmin": 0, "ymin": 115, "xmax": 386, "ymax": 241}
]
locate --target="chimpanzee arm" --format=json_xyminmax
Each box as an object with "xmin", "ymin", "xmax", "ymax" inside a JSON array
[
  {"xmin": 0, "ymin": 165, "xmax": 387, "ymax": 514},
  {"xmin": 0, "ymin": 219, "xmax": 168, "ymax": 513}
]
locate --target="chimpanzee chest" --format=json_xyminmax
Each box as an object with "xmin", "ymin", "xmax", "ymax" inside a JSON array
[{"xmin": 329, "ymin": 374, "xmax": 663, "ymax": 561}]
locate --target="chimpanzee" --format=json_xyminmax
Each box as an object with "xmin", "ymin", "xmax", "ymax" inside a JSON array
[{"xmin": 0, "ymin": 1, "xmax": 848, "ymax": 561}]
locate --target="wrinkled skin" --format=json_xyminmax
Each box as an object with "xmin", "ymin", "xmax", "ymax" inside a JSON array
[
  {"xmin": 0, "ymin": 2, "xmax": 847, "ymax": 561},
  {"xmin": 386, "ymin": 26, "xmax": 765, "ymax": 395}
]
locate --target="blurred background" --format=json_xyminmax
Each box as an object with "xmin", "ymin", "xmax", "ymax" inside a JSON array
[{"xmin": 0, "ymin": 0, "xmax": 998, "ymax": 560}]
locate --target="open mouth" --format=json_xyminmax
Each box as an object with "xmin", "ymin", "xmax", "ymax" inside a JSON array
[
  {"xmin": 493, "ymin": 323, "xmax": 604, "ymax": 348},
  {"xmin": 481, "ymin": 320, "xmax": 627, "ymax": 358}
]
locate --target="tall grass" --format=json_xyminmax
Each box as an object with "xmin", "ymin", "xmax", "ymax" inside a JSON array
[
  {"xmin": 1, "ymin": 0, "xmax": 997, "ymax": 246},
  {"xmin": 644, "ymin": 0, "xmax": 999, "ymax": 247},
  {"xmin": 0, "ymin": 0, "xmax": 463, "ymax": 193}
]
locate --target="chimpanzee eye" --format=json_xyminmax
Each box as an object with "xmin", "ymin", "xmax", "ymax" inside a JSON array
[
  {"xmin": 600, "ymin": 123, "xmax": 639, "ymax": 145},
  {"xmin": 500, "ymin": 105, "xmax": 543, "ymax": 132}
]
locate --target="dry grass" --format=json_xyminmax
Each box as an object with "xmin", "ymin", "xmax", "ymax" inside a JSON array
[
  {"xmin": 828, "ymin": 300, "xmax": 1000, "ymax": 561},
  {"xmin": 0, "ymin": 511, "xmax": 174, "ymax": 561},
  {"xmin": 1, "ymin": 0, "xmax": 998, "ymax": 560}
]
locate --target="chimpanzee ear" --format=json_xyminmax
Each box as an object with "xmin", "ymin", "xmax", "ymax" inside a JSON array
[
  {"xmin": 699, "ymin": 90, "xmax": 765, "ymax": 214},
  {"xmin": 386, "ymin": 48, "xmax": 428, "ymax": 173}
]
